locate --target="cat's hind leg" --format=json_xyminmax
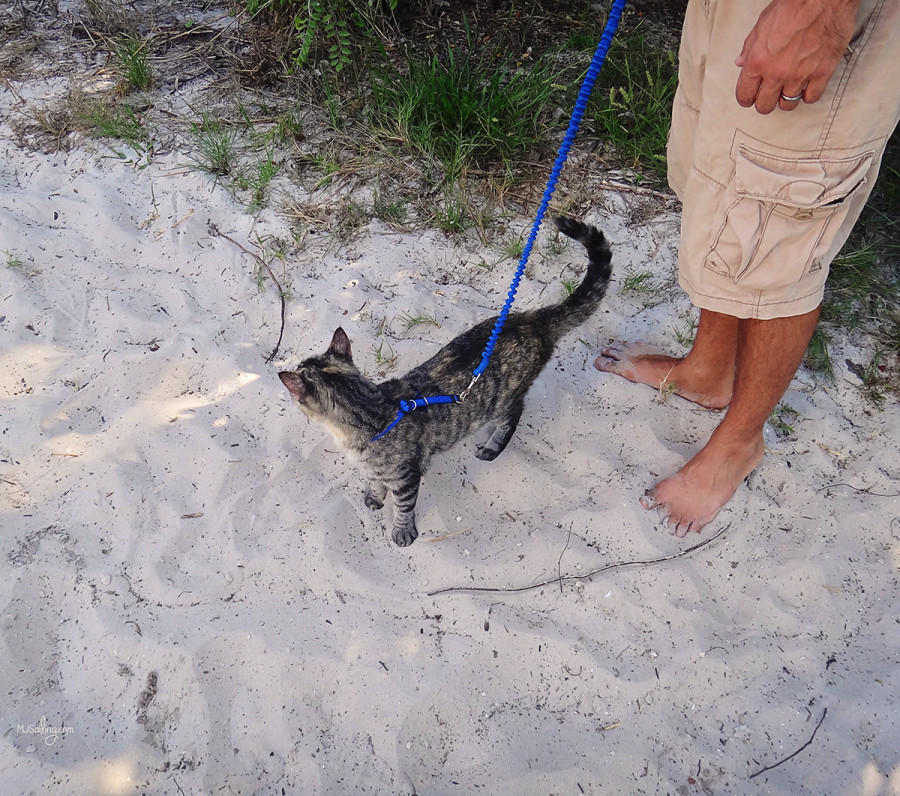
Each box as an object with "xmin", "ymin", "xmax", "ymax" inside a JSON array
[
  {"xmin": 388, "ymin": 464, "xmax": 421, "ymax": 546},
  {"xmin": 365, "ymin": 480, "xmax": 387, "ymax": 510},
  {"xmin": 476, "ymin": 399, "xmax": 524, "ymax": 461}
]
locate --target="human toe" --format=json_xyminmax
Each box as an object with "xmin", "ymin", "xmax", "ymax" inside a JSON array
[{"xmin": 639, "ymin": 488, "xmax": 659, "ymax": 510}]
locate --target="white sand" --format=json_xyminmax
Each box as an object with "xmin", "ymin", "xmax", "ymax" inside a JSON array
[{"xmin": 2, "ymin": 17, "xmax": 899, "ymax": 796}]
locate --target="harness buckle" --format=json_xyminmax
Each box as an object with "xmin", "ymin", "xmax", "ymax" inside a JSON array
[{"xmin": 457, "ymin": 374, "xmax": 480, "ymax": 403}]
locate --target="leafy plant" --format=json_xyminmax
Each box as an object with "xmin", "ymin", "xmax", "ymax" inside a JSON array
[{"xmin": 243, "ymin": 0, "xmax": 397, "ymax": 73}]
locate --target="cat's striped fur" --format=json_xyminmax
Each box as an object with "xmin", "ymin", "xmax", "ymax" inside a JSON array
[{"xmin": 279, "ymin": 217, "xmax": 612, "ymax": 546}]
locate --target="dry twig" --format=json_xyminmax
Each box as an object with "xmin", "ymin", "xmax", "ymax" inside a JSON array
[
  {"xmin": 427, "ymin": 524, "xmax": 729, "ymax": 596},
  {"xmin": 211, "ymin": 225, "xmax": 286, "ymax": 363},
  {"xmin": 815, "ymin": 482, "xmax": 899, "ymax": 497},
  {"xmin": 749, "ymin": 708, "xmax": 828, "ymax": 780}
]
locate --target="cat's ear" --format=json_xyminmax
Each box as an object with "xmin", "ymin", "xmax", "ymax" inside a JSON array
[
  {"xmin": 328, "ymin": 327, "xmax": 353, "ymax": 361},
  {"xmin": 279, "ymin": 371, "xmax": 307, "ymax": 402}
]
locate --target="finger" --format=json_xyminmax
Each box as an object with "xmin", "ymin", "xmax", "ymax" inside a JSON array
[
  {"xmin": 801, "ymin": 74, "xmax": 829, "ymax": 104},
  {"xmin": 778, "ymin": 87, "xmax": 804, "ymax": 111},
  {"xmin": 735, "ymin": 69, "xmax": 762, "ymax": 109},
  {"xmin": 753, "ymin": 81, "xmax": 782, "ymax": 114}
]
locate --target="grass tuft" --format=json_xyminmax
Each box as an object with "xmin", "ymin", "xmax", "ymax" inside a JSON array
[
  {"xmin": 79, "ymin": 101, "xmax": 146, "ymax": 149},
  {"xmin": 399, "ymin": 310, "xmax": 440, "ymax": 332},
  {"xmin": 113, "ymin": 37, "xmax": 153, "ymax": 92},
  {"xmin": 189, "ymin": 114, "xmax": 239, "ymax": 176}
]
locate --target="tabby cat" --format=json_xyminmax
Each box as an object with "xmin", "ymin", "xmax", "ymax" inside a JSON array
[{"xmin": 279, "ymin": 216, "xmax": 612, "ymax": 546}]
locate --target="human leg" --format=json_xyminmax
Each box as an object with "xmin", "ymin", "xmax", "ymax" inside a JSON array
[
  {"xmin": 641, "ymin": 304, "xmax": 821, "ymax": 536},
  {"xmin": 594, "ymin": 308, "xmax": 738, "ymax": 409}
]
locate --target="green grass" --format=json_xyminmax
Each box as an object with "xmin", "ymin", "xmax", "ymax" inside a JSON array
[
  {"xmin": 846, "ymin": 350, "xmax": 893, "ymax": 410},
  {"xmin": 816, "ymin": 128, "xmax": 900, "ymax": 389},
  {"xmin": 399, "ymin": 310, "xmax": 440, "ymax": 331},
  {"xmin": 584, "ymin": 27, "xmax": 678, "ymax": 182},
  {"xmin": 271, "ymin": 110, "xmax": 304, "ymax": 144},
  {"xmin": 371, "ymin": 45, "xmax": 559, "ymax": 183},
  {"xmin": 79, "ymin": 102, "xmax": 146, "ymax": 149},
  {"xmin": 113, "ymin": 37, "xmax": 153, "ymax": 92},
  {"xmin": 372, "ymin": 189, "xmax": 407, "ymax": 225},
  {"xmin": 431, "ymin": 189, "xmax": 471, "ymax": 233},
  {"xmin": 805, "ymin": 327, "xmax": 834, "ymax": 378},
  {"xmin": 237, "ymin": 153, "xmax": 280, "ymax": 211},
  {"xmin": 622, "ymin": 266, "xmax": 665, "ymax": 307},
  {"xmin": 769, "ymin": 402, "xmax": 800, "ymax": 438},
  {"xmin": 188, "ymin": 114, "xmax": 239, "ymax": 175},
  {"xmin": 622, "ymin": 269, "xmax": 659, "ymax": 293},
  {"xmin": 369, "ymin": 339, "xmax": 399, "ymax": 372},
  {"xmin": 821, "ymin": 239, "xmax": 898, "ymax": 331},
  {"xmin": 672, "ymin": 310, "xmax": 698, "ymax": 348},
  {"xmin": 501, "ymin": 236, "xmax": 525, "ymax": 261}
]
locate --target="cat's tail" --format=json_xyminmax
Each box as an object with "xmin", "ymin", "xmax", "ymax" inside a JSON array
[{"xmin": 547, "ymin": 216, "xmax": 612, "ymax": 331}]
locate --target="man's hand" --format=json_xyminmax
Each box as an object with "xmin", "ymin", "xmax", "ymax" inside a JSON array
[{"xmin": 735, "ymin": 0, "xmax": 861, "ymax": 114}]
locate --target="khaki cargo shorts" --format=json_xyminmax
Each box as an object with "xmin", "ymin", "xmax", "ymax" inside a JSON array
[{"xmin": 668, "ymin": 0, "xmax": 900, "ymax": 319}]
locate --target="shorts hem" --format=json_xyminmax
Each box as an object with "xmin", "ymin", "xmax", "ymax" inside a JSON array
[{"xmin": 678, "ymin": 273, "xmax": 825, "ymax": 320}]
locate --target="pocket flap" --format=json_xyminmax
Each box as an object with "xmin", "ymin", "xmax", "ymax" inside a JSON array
[{"xmin": 734, "ymin": 145, "xmax": 874, "ymax": 209}]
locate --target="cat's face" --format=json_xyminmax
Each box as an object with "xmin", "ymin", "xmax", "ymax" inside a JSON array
[{"xmin": 279, "ymin": 327, "xmax": 358, "ymax": 422}]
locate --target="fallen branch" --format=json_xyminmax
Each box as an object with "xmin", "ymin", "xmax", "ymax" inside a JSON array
[
  {"xmin": 749, "ymin": 708, "xmax": 828, "ymax": 780},
  {"xmin": 211, "ymin": 226, "xmax": 286, "ymax": 363},
  {"xmin": 427, "ymin": 524, "xmax": 729, "ymax": 597}
]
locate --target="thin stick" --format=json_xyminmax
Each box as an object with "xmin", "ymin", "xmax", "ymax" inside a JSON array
[
  {"xmin": 211, "ymin": 226, "xmax": 286, "ymax": 363},
  {"xmin": 749, "ymin": 708, "xmax": 828, "ymax": 780},
  {"xmin": 427, "ymin": 524, "xmax": 729, "ymax": 597},
  {"xmin": 424, "ymin": 527, "xmax": 473, "ymax": 543},
  {"xmin": 557, "ymin": 523, "xmax": 573, "ymax": 594},
  {"xmin": 815, "ymin": 482, "xmax": 899, "ymax": 497}
]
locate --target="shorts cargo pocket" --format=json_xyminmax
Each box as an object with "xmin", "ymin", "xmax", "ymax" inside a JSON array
[{"xmin": 705, "ymin": 143, "xmax": 874, "ymax": 291}]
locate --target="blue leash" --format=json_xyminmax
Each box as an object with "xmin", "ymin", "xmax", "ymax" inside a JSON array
[{"xmin": 373, "ymin": 0, "xmax": 626, "ymax": 442}]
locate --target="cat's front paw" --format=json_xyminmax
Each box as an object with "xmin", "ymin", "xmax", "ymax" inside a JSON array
[
  {"xmin": 364, "ymin": 492, "xmax": 384, "ymax": 511},
  {"xmin": 392, "ymin": 525, "xmax": 419, "ymax": 547},
  {"xmin": 475, "ymin": 444, "xmax": 501, "ymax": 461}
]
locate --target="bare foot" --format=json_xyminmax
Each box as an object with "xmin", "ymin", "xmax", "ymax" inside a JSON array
[
  {"xmin": 640, "ymin": 432, "xmax": 765, "ymax": 536},
  {"xmin": 595, "ymin": 342, "xmax": 732, "ymax": 410}
]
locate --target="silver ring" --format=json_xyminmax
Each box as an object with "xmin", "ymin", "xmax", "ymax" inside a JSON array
[{"xmin": 780, "ymin": 92, "xmax": 803, "ymax": 103}]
